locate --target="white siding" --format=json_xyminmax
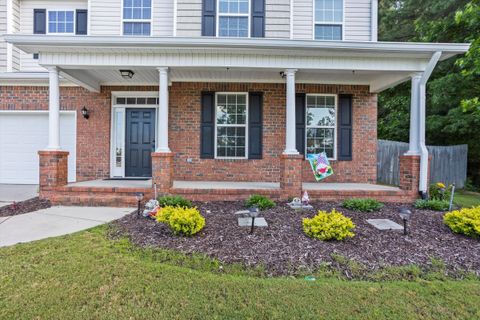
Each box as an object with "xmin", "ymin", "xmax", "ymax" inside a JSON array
[
  {"xmin": 344, "ymin": 0, "xmax": 371, "ymax": 41},
  {"xmin": 292, "ymin": 0, "xmax": 313, "ymax": 40},
  {"xmin": 176, "ymin": 0, "xmax": 201, "ymax": 37},
  {"xmin": 12, "ymin": 0, "xmax": 20, "ymax": 70},
  {"xmin": 89, "ymin": 0, "xmax": 121, "ymax": 36},
  {"xmin": 0, "ymin": 0, "xmax": 7, "ymax": 72},
  {"xmin": 152, "ymin": 0, "xmax": 174, "ymax": 36},
  {"xmin": 265, "ymin": 0, "xmax": 290, "ymax": 39},
  {"xmin": 19, "ymin": 0, "xmax": 87, "ymax": 71}
]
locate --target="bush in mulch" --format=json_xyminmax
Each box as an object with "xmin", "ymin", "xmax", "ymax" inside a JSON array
[
  {"xmin": 342, "ymin": 198, "xmax": 384, "ymax": 212},
  {"xmin": 415, "ymin": 199, "xmax": 450, "ymax": 211},
  {"xmin": 0, "ymin": 197, "xmax": 51, "ymax": 217},
  {"xmin": 245, "ymin": 194, "xmax": 276, "ymax": 211},
  {"xmin": 444, "ymin": 206, "xmax": 480, "ymax": 238},
  {"xmin": 112, "ymin": 201, "xmax": 480, "ymax": 278}
]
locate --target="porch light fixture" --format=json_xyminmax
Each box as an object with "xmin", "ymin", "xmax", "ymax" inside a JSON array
[
  {"xmin": 120, "ymin": 69, "xmax": 135, "ymax": 79},
  {"xmin": 398, "ymin": 208, "xmax": 412, "ymax": 235},
  {"xmin": 81, "ymin": 106, "xmax": 89, "ymax": 119},
  {"xmin": 136, "ymin": 192, "xmax": 144, "ymax": 217}
]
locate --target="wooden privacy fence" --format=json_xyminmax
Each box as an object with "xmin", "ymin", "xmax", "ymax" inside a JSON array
[{"xmin": 377, "ymin": 140, "xmax": 468, "ymax": 188}]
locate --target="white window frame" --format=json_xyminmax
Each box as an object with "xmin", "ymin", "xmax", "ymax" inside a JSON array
[
  {"xmin": 312, "ymin": 0, "xmax": 345, "ymax": 41},
  {"xmin": 121, "ymin": 0, "xmax": 153, "ymax": 36},
  {"xmin": 46, "ymin": 10, "xmax": 75, "ymax": 35},
  {"xmin": 216, "ymin": 0, "xmax": 251, "ymax": 38},
  {"xmin": 305, "ymin": 94, "xmax": 338, "ymax": 160},
  {"xmin": 214, "ymin": 92, "xmax": 249, "ymax": 159}
]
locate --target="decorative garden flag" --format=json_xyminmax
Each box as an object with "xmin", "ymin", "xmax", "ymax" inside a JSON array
[{"xmin": 307, "ymin": 152, "xmax": 334, "ymax": 181}]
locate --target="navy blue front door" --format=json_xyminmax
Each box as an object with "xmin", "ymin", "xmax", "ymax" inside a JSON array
[{"xmin": 125, "ymin": 108, "xmax": 156, "ymax": 177}]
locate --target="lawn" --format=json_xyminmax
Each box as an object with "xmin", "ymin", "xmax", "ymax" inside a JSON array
[
  {"xmin": 0, "ymin": 227, "xmax": 479, "ymax": 319},
  {"xmin": 454, "ymin": 190, "xmax": 480, "ymax": 208}
]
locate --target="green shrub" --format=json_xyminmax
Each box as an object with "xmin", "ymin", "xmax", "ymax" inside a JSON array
[
  {"xmin": 414, "ymin": 199, "xmax": 450, "ymax": 211},
  {"xmin": 303, "ymin": 209, "xmax": 355, "ymax": 241},
  {"xmin": 245, "ymin": 194, "xmax": 276, "ymax": 211},
  {"xmin": 158, "ymin": 195, "xmax": 192, "ymax": 208},
  {"xmin": 444, "ymin": 206, "xmax": 480, "ymax": 238},
  {"xmin": 342, "ymin": 198, "xmax": 384, "ymax": 212},
  {"xmin": 429, "ymin": 182, "xmax": 453, "ymax": 201},
  {"xmin": 156, "ymin": 206, "xmax": 205, "ymax": 236}
]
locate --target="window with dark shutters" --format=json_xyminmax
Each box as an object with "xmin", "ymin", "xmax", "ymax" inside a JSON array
[
  {"xmin": 251, "ymin": 0, "xmax": 265, "ymax": 37},
  {"xmin": 295, "ymin": 93, "xmax": 306, "ymax": 155}
]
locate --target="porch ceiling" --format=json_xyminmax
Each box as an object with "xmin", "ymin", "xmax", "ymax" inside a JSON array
[{"xmin": 65, "ymin": 67, "xmax": 411, "ymax": 92}]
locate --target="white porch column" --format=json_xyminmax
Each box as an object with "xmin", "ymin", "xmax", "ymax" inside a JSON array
[
  {"xmin": 405, "ymin": 73, "xmax": 422, "ymax": 155},
  {"xmin": 283, "ymin": 68, "xmax": 299, "ymax": 155},
  {"xmin": 156, "ymin": 67, "xmax": 171, "ymax": 153},
  {"xmin": 46, "ymin": 66, "xmax": 61, "ymax": 150}
]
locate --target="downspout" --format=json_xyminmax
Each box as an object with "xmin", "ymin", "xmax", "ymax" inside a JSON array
[{"xmin": 418, "ymin": 51, "xmax": 442, "ymax": 197}]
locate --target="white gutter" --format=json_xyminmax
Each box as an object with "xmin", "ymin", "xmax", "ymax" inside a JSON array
[{"xmin": 418, "ymin": 51, "xmax": 442, "ymax": 195}]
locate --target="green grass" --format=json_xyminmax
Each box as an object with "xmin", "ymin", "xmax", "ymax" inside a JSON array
[
  {"xmin": 454, "ymin": 190, "xmax": 480, "ymax": 208},
  {"xmin": 1, "ymin": 227, "xmax": 480, "ymax": 319}
]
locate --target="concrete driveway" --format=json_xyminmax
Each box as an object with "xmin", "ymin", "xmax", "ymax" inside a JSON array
[
  {"xmin": 0, "ymin": 206, "xmax": 133, "ymax": 247},
  {"xmin": 0, "ymin": 184, "xmax": 38, "ymax": 207}
]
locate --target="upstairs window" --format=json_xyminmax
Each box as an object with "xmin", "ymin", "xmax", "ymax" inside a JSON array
[
  {"xmin": 48, "ymin": 11, "xmax": 74, "ymax": 34},
  {"xmin": 314, "ymin": 0, "xmax": 343, "ymax": 40},
  {"xmin": 123, "ymin": 0, "xmax": 151, "ymax": 36},
  {"xmin": 218, "ymin": 0, "xmax": 249, "ymax": 37}
]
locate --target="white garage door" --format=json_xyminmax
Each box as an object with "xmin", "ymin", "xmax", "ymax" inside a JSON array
[{"xmin": 0, "ymin": 111, "xmax": 76, "ymax": 184}]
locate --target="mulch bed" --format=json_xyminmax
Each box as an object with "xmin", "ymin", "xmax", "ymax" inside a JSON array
[
  {"xmin": 113, "ymin": 201, "xmax": 480, "ymax": 277},
  {"xmin": 0, "ymin": 197, "xmax": 51, "ymax": 217}
]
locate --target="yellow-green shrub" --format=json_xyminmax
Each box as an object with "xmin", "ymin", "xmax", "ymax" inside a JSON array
[
  {"xmin": 156, "ymin": 206, "xmax": 205, "ymax": 236},
  {"xmin": 444, "ymin": 206, "xmax": 480, "ymax": 238},
  {"xmin": 303, "ymin": 209, "xmax": 355, "ymax": 241}
]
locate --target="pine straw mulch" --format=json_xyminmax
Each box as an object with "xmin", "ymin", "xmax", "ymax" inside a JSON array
[{"xmin": 111, "ymin": 201, "xmax": 480, "ymax": 277}]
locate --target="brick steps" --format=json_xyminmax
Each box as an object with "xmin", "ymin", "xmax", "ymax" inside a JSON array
[{"xmin": 41, "ymin": 186, "xmax": 153, "ymax": 207}]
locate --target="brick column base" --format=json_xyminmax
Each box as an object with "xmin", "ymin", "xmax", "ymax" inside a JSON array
[
  {"xmin": 38, "ymin": 150, "xmax": 69, "ymax": 189},
  {"xmin": 280, "ymin": 154, "xmax": 304, "ymax": 200},
  {"xmin": 399, "ymin": 155, "xmax": 421, "ymax": 198},
  {"xmin": 152, "ymin": 152, "xmax": 174, "ymax": 194}
]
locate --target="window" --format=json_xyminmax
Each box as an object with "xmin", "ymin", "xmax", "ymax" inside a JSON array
[
  {"xmin": 314, "ymin": 0, "xmax": 343, "ymax": 40},
  {"xmin": 123, "ymin": 0, "xmax": 151, "ymax": 36},
  {"xmin": 218, "ymin": 0, "xmax": 249, "ymax": 37},
  {"xmin": 215, "ymin": 93, "xmax": 248, "ymax": 158},
  {"xmin": 306, "ymin": 95, "xmax": 336, "ymax": 158},
  {"xmin": 48, "ymin": 11, "xmax": 74, "ymax": 34}
]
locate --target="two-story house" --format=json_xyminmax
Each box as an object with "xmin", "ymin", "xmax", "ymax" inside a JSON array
[{"xmin": 0, "ymin": 0, "xmax": 470, "ymax": 206}]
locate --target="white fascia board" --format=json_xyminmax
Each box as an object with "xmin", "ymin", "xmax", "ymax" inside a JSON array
[
  {"xmin": 0, "ymin": 72, "xmax": 74, "ymax": 86},
  {"xmin": 4, "ymin": 35, "xmax": 470, "ymax": 59}
]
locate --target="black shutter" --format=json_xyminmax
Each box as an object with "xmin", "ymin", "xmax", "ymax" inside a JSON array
[
  {"xmin": 251, "ymin": 0, "xmax": 265, "ymax": 37},
  {"xmin": 200, "ymin": 92, "xmax": 215, "ymax": 159},
  {"xmin": 202, "ymin": 0, "xmax": 216, "ymax": 36},
  {"xmin": 295, "ymin": 93, "xmax": 306, "ymax": 155},
  {"xmin": 76, "ymin": 10, "xmax": 88, "ymax": 35},
  {"xmin": 338, "ymin": 94, "xmax": 353, "ymax": 161},
  {"xmin": 33, "ymin": 9, "xmax": 46, "ymax": 34},
  {"xmin": 248, "ymin": 92, "xmax": 263, "ymax": 159}
]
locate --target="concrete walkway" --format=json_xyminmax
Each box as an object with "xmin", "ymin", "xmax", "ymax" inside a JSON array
[{"xmin": 0, "ymin": 206, "xmax": 133, "ymax": 247}]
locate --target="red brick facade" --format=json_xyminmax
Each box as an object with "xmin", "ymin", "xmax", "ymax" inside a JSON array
[
  {"xmin": 38, "ymin": 150, "xmax": 69, "ymax": 188},
  {"xmin": 1, "ymin": 83, "xmax": 422, "ymax": 204}
]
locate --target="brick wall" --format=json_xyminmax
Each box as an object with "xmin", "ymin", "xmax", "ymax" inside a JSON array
[
  {"xmin": 169, "ymin": 82, "xmax": 378, "ymax": 183},
  {"xmin": 0, "ymin": 83, "xmax": 378, "ymax": 184}
]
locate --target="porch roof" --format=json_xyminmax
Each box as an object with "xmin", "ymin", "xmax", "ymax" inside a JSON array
[{"xmin": 4, "ymin": 35, "xmax": 470, "ymax": 93}]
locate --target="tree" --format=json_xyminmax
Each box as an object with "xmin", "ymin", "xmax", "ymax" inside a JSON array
[{"xmin": 378, "ymin": 0, "xmax": 480, "ymax": 186}]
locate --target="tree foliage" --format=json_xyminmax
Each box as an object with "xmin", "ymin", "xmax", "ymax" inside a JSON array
[{"xmin": 378, "ymin": 0, "xmax": 480, "ymax": 185}]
